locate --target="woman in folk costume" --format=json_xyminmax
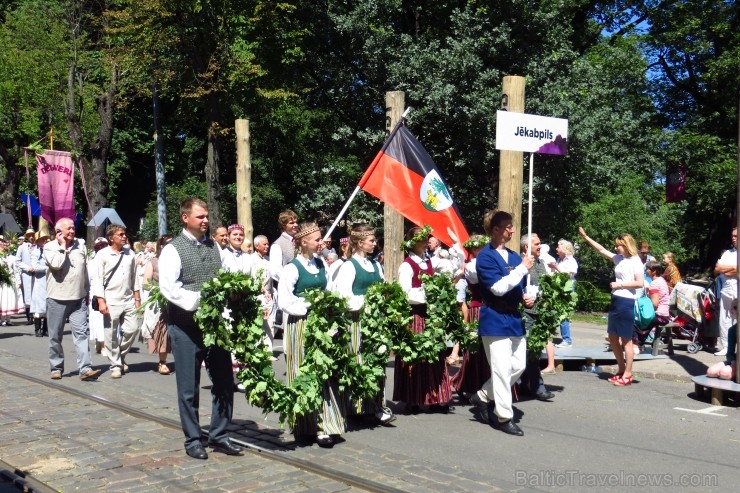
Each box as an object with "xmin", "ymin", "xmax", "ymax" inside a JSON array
[
  {"xmin": 277, "ymin": 222, "xmax": 345, "ymax": 448},
  {"xmin": 333, "ymin": 224, "xmax": 396, "ymax": 425},
  {"xmin": 449, "ymin": 235, "xmax": 491, "ymax": 400},
  {"xmin": 30, "ymin": 233, "xmax": 51, "ymax": 337},
  {"xmin": 0, "ymin": 237, "xmax": 23, "ymax": 326},
  {"xmin": 394, "ymin": 226, "xmax": 452, "ymax": 413}
]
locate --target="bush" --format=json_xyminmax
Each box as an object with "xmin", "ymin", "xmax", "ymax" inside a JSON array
[{"xmin": 576, "ymin": 280, "xmax": 610, "ymax": 312}]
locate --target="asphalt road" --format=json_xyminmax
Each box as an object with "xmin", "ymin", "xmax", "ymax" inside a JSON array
[{"xmin": 2, "ymin": 321, "xmax": 737, "ymax": 492}]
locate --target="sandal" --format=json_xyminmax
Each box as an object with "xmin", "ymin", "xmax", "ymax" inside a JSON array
[
  {"xmin": 158, "ymin": 362, "xmax": 171, "ymax": 375},
  {"xmin": 607, "ymin": 373, "xmax": 624, "ymax": 383},
  {"xmin": 612, "ymin": 375, "xmax": 633, "ymax": 386}
]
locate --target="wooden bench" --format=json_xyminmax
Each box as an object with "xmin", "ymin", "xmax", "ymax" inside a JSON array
[
  {"xmin": 650, "ymin": 322, "xmax": 677, "ymax": 356},
  {"xmin": 692, "ymin": 375, "xmax": 740, "ymax": 405}
]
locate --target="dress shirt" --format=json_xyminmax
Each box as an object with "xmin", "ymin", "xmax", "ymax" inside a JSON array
[
  {"xmin": 277, "ymin": 254, "xmax": 326, "ymax": 316},
  {"xmin": 333, "ymin": 254, "xmax": 385, "ymax": 311},
  {"xmin": 398, "ymin": 253, "xmax": 429, "ymax": 304}
]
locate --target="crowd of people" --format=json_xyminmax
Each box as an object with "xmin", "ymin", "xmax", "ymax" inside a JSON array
[{"xmin": 1, "ymin": 199, "xmax": 738, "ymax": 459}]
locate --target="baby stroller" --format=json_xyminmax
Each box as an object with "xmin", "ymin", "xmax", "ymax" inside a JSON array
[{"xmin": 669, "ymin": 279, "xmax": 719, "ymax": 353}]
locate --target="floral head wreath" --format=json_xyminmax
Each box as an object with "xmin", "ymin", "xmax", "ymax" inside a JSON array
[
  {"xmin": 401, "ymin": 224, "xmax": 432, "ymax": 252},
  {"xmin": 227, "ymin": 224, "xmax": 244, "ymax": 233},
  {"xmin": 294, "ymin": 225, "xmax": 320, "ymax": 240},
  {"xmin": 350, "ymin": 228, "xmax": 375, "ymax": 239},
  {"xmin": 463, "ymin": 235, "xmax": 490, "ymax": 250}
]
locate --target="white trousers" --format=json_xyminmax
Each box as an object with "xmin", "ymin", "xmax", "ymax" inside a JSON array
[
  {"xmin": 719, "ymin": 283, "xmax": 737, "ymax": 350},
  {"xmin": 104, "ymin": 302, "xmax": 140, "ymax": 370},
  {"xmin": 480, "ymin": 335, "xmax": 527, "ymax": 421}
]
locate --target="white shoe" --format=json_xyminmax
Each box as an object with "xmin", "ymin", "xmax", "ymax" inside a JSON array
[
  {"xmin": 555, "ymin": 342, "xmax": 572, "ymax": 348},
  {"xmin": 633, "ymin": 346, "xmax": 641, "ymax": 355},
  {"xmin": 714, "ymin": 348, "xmax": 727, "ymax": 356},
  {"xmin": 111, "ymin": 368, "xmax": 122, "ymax": 379}
]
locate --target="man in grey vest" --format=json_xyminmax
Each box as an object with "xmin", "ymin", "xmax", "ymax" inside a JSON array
[
  {"xmin": 159, "ymin": 198, "xmax": 242, "ymax": 460},
  {"xmin": 268, "ymin": 210, "xmax": 298, "ymax": 336}
]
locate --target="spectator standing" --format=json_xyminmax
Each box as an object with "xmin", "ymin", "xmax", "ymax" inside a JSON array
[
  {"xmin": 714, "ymin": 227, "xmax": 737, "ymax": 356},
  {"xmin": 252, "ymin": 235, "xmax": 275, "ymax": 353},
  {"xmin": 578, "ymin": 227, "xmax": 644, "ymax": 386},
  {"xmin": 93, "ymin": 224, "xmax": 141, "ymax": 379},
  {"xmin": 159, "ymin": 198, "xmax": 241, "ymax": 460},
  {"xmin": 550, "ymin": 239, "xmax": 578, "ymax": 347},
  {"xmin": 43, "ymin": 218, "xmax": 101, "ymax": 381}
]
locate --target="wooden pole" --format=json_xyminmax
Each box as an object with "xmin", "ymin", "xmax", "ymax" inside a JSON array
[
  {"xmin": 498, "ymin": 76, "xmax": 526, "ymax": 248},
  {"xmin": 384, "ymin": 91, "xmax": 405, "ymax": 282},
  {"xmin": 235, "ymin": 119, "xmax": 253, "ymax": 244}
]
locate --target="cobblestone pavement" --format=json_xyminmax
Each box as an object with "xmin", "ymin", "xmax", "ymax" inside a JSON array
[{"xmin": 1, "ymin": 315, "xmax": 735, "ymax": 493}]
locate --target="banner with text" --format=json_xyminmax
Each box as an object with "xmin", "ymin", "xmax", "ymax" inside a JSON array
[
  {"xmin": 36, "ymin": 150, "xmax": 75, "ymax": 225},
  {"xmin": 495, "ymin": 110, "xmax": 568, "ymax": 155}
]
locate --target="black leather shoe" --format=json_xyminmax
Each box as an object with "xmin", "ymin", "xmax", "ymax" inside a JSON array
[
  {"xmin": 316, "ymin": 434, "xmax": 334, "ymax": 448},
  {"xmin": 496, "ymin": 420, "xmax": 524, "ymax": 436},
  {"xmin": 469, "ymin": 392, "xmax": 494, "ymax": 423},
  {"xmin": 208, "ymin": 440, "xmax": 243, "ymax": 456},
  {"xmin": 186, "ymin": 444, "xmax": 208, "ymax": 460},
  {"xmin": 535, "ymin": 390, "xmax": 555, "ymax": 401}
]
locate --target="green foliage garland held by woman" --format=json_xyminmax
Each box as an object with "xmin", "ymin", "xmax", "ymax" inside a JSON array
[
  {"xmin": 196, "ymin": 271, "xmax": 380, "ymax": 428},
  {"xmin": 527, "ymin": 273, "xmax": 577, "ymax": 358}
]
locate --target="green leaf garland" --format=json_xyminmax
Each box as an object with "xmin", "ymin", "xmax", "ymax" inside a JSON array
[{"xmin": 527, "ymin": 273, "xmax": 578, "ymax": 356}]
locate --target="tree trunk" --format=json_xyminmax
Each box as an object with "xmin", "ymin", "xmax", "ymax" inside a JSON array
[
  {"xmin": 0, "ymin": 143, "xmax": 22, "ymax": 217},
  {"xmin": 66, "ymin": 60, "xmax": 117, "ymax": 243},
  {"xmin": 205, "ymin": 92, "xmax": 222, "ymax": 228},
  {"xmin": 88, "ymin": 67, "xmax": 117, "ymax": 217},
  {"xmin": 153, "ymin": 83, "xmax": 167, "ymax": 236}
]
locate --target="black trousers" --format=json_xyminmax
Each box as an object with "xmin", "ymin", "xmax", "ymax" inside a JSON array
[{"xmin": 168, "ymin": 306, "xmax": 234, "ymax": 450}]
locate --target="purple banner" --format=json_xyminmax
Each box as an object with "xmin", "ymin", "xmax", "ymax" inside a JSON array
[{"xmin": 36, "ymin": 150, "xmax": 75, "ymax": 225}]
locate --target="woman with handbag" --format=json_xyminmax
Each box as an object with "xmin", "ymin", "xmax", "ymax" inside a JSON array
[{"xmin": 578, "ymin": 228, "xmax": 644, "ymax": 386}]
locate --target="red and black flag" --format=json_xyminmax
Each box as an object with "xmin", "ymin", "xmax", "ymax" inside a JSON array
[{"xmin": 358, "ymin": 123, "xmax": 469, "ymax": 247}]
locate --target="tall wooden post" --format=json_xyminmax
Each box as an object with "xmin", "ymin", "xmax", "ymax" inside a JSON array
[
  {"xmin": 235, "ymin": 119, "xmax": 253, "ymax": 244},
  {"xmin": 498, "ymin": 76, "xmax": 526, "ymax": 248},
  {"xmin": 384, "ymin": 91, "xmax": 405, "ymax": 282}
]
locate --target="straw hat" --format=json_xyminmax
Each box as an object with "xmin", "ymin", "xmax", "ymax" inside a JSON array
[
  {"xmin": 35, "ymin": 232, "xmax": 50, "ymax": 243},
  {"xmin": 24, "ymin": 228, "xmax": 36, "ymax": 239}
]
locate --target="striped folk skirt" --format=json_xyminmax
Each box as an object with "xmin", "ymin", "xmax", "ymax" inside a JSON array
[
  {"xmin": 286, "ymin": 314, "xmax": 346, "ymax": 437},
  {"xmin": 450, "ymin": 305, "xmax": 490, "ymax": 393},
  {"xmin": 392, "ymin": 306, "xmax": 452, "ymax": 406},
  {"xmin": 347, "ymin": 312, "xmax": 387, "ymax": 415}
]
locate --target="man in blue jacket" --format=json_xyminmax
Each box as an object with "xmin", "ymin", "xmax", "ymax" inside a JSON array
[{"xmin": 470, "ymin": 210, "xmax": 534, "ymax": 436}]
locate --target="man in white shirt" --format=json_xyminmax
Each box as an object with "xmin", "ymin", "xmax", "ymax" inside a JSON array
[
  {"xmin": 714, "ymin": 227, "xmax": 738, "ymax": 356},
  {"xmin": 44, "ymin": 218, "xmax": 101, "ymax": 381},
  {"xmin": 158, "ymin": 198, "xmax": 241, "ymax": 460},
  {"xmin": 92, "ymin": 224, "xmax": 140, "ymax": 379}
]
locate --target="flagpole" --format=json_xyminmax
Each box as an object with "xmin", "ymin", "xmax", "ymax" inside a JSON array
[
  {"xmin": 323, "ymin": 107, "xmax": 412, "ymax": 241},
  {"xmin": 527, "ymin": 152, "xmax": 534, "ymax": 286}
]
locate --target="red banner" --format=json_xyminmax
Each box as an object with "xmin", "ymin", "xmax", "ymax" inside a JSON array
[
  {"xmin": 36, "ymin": 150, "xmax": 75, "ymax": 225},
  {"xmin": 666, "ymin": 161, "xmax": 687, "ymax": 203}
]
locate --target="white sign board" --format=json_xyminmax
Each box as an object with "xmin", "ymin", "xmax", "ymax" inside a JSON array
[{"xmin": 495, "ymin": 110, "xmax": 568, "ymax": 155}]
